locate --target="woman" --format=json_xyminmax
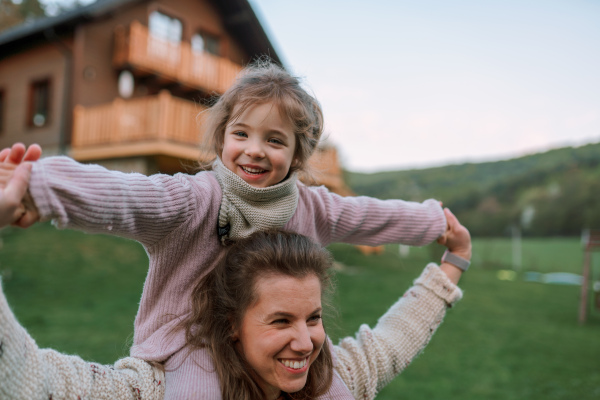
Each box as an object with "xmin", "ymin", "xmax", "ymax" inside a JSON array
[
  {"xmin": 0, "ymin": 168, "xmax": 470, "ymax": 399},
  {"xmin": 172, "ymin": 212, "xmax": 468, "ymax": 400}
]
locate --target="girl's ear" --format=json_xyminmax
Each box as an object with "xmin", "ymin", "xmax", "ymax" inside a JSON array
[{"xmin": 291, "ymin": 157, "xmax": 300, "ymax": 169}]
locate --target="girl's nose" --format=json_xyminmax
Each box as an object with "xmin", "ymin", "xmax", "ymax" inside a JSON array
[
  {"xmin": 244, "ymin": 141, "xmax": 265, "ymax": 159},
  {"xmin": 290, "ymin": 324, "xmax": 314, "ymax": 354}
]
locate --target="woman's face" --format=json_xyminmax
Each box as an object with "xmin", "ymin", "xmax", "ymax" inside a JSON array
[{"xmin": 235, "ymin": 273, "xmax": 325, "ymax": 399}]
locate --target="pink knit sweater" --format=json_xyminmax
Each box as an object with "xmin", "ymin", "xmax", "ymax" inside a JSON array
[{"xmin": 29, "ymin": 156, "xmax": 446, "ymax": 397}]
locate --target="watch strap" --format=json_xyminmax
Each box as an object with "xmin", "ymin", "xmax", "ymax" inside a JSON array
[{"xmin": 442, "ymin": 250, "xmax": 471, "ymax": 272}]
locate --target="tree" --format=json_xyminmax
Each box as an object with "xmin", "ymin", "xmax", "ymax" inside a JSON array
[{"xmin": 0, "ymin": 0, "xmax": 46, "ymax": 32}]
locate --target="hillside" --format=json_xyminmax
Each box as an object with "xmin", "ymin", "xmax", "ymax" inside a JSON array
[{"xmin": 346, "ymin": 141, "xmax": 600, "ymax": 237}]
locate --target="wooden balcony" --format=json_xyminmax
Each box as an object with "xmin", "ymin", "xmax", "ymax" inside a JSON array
[
  {"xmin": 113, "ymin": 21, "xmax": 242, "ymax": 94},
  {"xmin": 302, "ymin": 146, "xmax": 354, "ymax": 196},
  {"xmin": 71, "ymin": 91, "xmax": 206, "ymax": 162},
  {"xmin": 70, "ymin": 92, "xmax": 353, "ymax": 197}
]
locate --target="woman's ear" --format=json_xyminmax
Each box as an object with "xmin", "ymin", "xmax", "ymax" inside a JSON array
[{"xmin": 229, "ymin": 317, "xmax": 239, "ymax": 341}]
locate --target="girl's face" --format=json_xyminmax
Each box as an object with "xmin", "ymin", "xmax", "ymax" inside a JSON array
[
  {"xmin": 234, "ymin": 273, "xmax": 325, "ymax": 400},
  {"xmin": 221, "ymin": 101, "xmax": 297, "ymax": 188}
]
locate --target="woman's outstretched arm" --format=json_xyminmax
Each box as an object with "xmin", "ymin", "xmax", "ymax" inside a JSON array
[
  {"xmin": 0, "ymin": 280, "xmax": 165, "ymax": 400},
  {"xmin": 333, "ymin": 208, "xmax": 470, "ymax": 400}
]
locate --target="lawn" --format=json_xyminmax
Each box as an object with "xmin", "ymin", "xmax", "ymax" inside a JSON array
[{"xmin": 1, "ymin": 223, "xmax": 599, "ymax": 399}]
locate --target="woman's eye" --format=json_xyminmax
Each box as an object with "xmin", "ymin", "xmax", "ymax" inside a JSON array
[
  {"xmin": 308, "ymin": 315, "xmax": 322, "ymax": 324},
  {"xmin": 272, "ymin": 318, "xmax": 289, "ymax": 324}
]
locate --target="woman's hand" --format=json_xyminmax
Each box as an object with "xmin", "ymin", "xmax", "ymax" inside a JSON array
[{"xmin": 439, "ymin": 208, "xmax": 471, "ymax": 284}]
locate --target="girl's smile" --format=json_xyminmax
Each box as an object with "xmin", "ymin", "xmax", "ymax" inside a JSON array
[{"xmin": 221, "ymin": 101, "xmax": 297, "ymax": 188}]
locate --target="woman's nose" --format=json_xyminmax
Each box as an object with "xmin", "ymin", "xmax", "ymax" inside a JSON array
[{"xmin": 290, "ymin": 324, "xmax": 314, "ymax": 353}]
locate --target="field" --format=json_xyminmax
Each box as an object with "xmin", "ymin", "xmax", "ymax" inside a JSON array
[{"xmin": 1, "ymin": 223, "xmax": 599, "ymax": 399}]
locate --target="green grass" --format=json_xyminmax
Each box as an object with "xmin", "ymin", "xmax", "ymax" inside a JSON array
[{"xmin": 2, "ymin": 223, "xmax": 600, "ymax": 399}]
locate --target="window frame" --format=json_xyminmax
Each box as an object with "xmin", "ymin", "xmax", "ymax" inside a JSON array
[
  {"xmin": 148, "ymin": 10, "xmax": 183, "ymax": 43},
  {"xmin": 191, "ymin": 30, "xmax": 221, "ymax": 56},
  {"xmin": 27, "ymin": 77, "xmax": 52, "ymax": 129}
]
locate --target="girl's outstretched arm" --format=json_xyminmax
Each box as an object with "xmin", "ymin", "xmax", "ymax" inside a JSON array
[
  {"xmin": 26, "ymin": 156, "xmax": 209, "ymax": 247},
  {"xmin": 0, "ymin": 279, "xmax": 165, "ymax": 400},
  {"xmin": 296, "ymin": 185, "xmax": 447, "ymax": 247}
]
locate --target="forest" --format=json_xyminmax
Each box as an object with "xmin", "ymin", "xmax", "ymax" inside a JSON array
[{"xmin": 346, "ymin": 141, "xmax": 600, "ymax": 237}]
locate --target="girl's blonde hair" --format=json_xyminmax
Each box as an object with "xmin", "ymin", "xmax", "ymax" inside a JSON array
[
  {"xmin": 182, "ymin": 230, "xmax": 334, "ymax": 400},
  {"xmin": 199, "ymin": 60, "xmax": 324, "ymax": 173}
]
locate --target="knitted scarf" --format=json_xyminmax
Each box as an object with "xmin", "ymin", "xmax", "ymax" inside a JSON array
[{"xmin": 213, "ymin": 158, "xmax": 299, "ymax": 244}]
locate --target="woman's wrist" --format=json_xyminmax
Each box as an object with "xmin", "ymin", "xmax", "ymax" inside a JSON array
[
  {"xmin": 446, "ymin": 246, "xmax": 472, "ymax": 261},
  {"xmin": 439, "ymin": 246, "xmax": 471, "ymax": 285},
  {"xmin": 439, "ymin": 262, "xmax": 463, "ymax": 284}
]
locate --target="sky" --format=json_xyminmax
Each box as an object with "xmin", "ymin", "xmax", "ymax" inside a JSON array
[{"xmin": 248, "ymin": 0, "xmax": 600, "ymax": 172}]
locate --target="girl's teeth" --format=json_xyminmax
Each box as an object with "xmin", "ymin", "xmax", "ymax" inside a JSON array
[{"xmin": 242, "ymin": 166, "xmax": 264, "ymax": 174}]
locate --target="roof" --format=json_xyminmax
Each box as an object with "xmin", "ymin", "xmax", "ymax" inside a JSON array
[{"xmin": 0, "ymin": 0, "xmax": 283, "ymax": 65}]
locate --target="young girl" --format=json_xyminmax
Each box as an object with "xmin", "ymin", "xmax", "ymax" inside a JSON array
[{"xmin": 1, "ymin": 62, "xmax": 448, "ymax": 398}]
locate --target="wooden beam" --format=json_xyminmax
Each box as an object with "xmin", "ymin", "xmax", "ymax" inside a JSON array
[{"xmin": 70, "ymin": 140, "xmax": 205, "ymax": 162}]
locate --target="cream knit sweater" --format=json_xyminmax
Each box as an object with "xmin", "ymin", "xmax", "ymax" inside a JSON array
[{"xmin": 0, "ymin": 264, "xmax": 461, "ymax": 400}]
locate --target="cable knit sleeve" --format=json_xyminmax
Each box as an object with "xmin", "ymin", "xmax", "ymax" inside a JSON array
[
  {"xmin": 28, "ymin": 156, "xmax": 202, "ymax": 247},
  {"xmin": 0, "ymin": 280, "xmax": 165, "ymax": 400},
  {"xmin": 294, "ymin": 185, "xmax": 446, "ymax": 247},
  {"xmin": 333, "ymin": 264, "xmax": 462, "ymax": 399}
]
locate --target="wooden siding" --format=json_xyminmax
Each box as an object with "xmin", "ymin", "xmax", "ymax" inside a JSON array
[
  {"xmin": 71, "ymin": 90, "xmax": 206, "ymax": 161},
  {"xmin": 113, "ymin": 21, "xmax": 242, "ymax": 94}
]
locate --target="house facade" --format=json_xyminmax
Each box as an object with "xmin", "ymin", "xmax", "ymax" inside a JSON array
[{"xmin": 0, "ymin": 0, "xmax": 274, "ymax": 171}]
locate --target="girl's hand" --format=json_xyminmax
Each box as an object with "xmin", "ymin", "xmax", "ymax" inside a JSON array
[
  {"xmin": 0, "ymin": 163, "xmax": 33, "ymax": 227},
  {"xmin": 0, "ymin": 142, "xmax": 42, "ymax": 164},
  {"xmin": 0, "ymin": 143, "xmax": 42, "ymax": 227}
]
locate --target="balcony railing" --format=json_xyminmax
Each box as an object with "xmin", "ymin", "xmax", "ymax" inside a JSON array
[
  {"xmin": 71, "ymin": 92, "xmax": 351, "ymax": 196},
  {"xmin": 71, "ymin": 91, "xmax": 207, "ymax": 160},
  {"xmin": 113, "ymin": 21, "xmax": 242, "ymax": 94}
]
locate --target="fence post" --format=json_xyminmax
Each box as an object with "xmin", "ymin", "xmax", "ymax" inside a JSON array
[{"xmin": 579, "ymin": 229, "xmax": 600, "ymax": 324}]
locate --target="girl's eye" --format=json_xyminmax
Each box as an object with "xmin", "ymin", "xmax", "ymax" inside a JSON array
[
  {"xmin": 268, "ymin": 138, "xmax": 284, "ymax": 145},
  {"xmin": 233, "ymin": 131, "xmax": 247, "ymax": 138}
]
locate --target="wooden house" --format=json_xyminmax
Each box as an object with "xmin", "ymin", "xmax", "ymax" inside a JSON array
[{"xmin": 0, "ymin": 0, "xmax": 285, "ymax": 173}]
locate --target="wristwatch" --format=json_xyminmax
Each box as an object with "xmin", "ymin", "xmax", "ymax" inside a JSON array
[{"xmin": 441, "ymin": 250, "xmax": 471, "ymax": 272}]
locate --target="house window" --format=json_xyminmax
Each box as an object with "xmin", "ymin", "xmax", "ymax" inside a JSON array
[
  {"xmin": 191, "ymin": 31, "xmax": 219, "ymax": 55},
  {"xmin": 29, "ymin": 79, "xmax": 51, "ymax": 128},
  {"xmin": 149, "ymin": 11, "xmax": 182, "ymax": 43}
]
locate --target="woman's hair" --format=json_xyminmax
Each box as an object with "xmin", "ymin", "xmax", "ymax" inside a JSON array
[
  {"xmin": 199, "ymin": 59, "xmax": 324, "ymax": 173},
  {"xmin": 182, "ymin": 230, "xmax": 334, "ymax": 400}
]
